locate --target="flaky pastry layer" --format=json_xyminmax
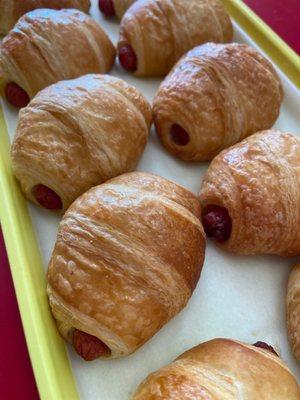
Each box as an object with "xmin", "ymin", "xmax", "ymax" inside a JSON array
[
  {"xmin": 118, "ymin": 0, "xmax": 233, "ymax": 76},
  {"xmin": 133, "ymin": 338, "xmax": 300, "ymax": 399},
  {"xmin": 0, "ymin": 8, "xmax": 115, "ymax": 98},
  {"xmin": 154, "ymin": 43, "xmax": 283, "ymax": 161},
  {"xmin": 11, "ymin": 74, "xmax": 152, "ymax": 210},
  {"xmin": 47, "ymin": 172, "xmax": 206, "ymax": 358},
  {"xmin": 199, "ymin": 130, "xmax": 300, "ymax": 256},
  {"xmin": 0, "ymin": 0, "xmax": 90, "ymax": 35}
]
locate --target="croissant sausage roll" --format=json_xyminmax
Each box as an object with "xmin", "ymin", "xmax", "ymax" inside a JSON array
[
  {"xmin": 99, "ymin": 0, "xmax": 136, "ymax": 19},
  {"xmin": 47, "ymin": 172, "xmax": 206, "ymax": 360},
  {"xmin": 0, "ymin": 9, "xmax": 115, "ymax": 108},
  {"xmin": 11, "ymin": 74, "xmax": 152, "ymax": 211},
  {"xmin": 153, "ymin": 43, "xmax": 283, "ymax": 161},
  {"xmin": 117, "ymin": 0, "xmax": 233, "ymax": 76},
  {"xmin": 199, "ymin": 130, "xmax": 300, "ymax": 256},
  {"xmin": 0, "ymin": 0, "xmax": 91, "ymax": 36},
  {"xmin": 287, "ymin": 263, "xmax": 300, "ymax": 363},
  {"xmin": 133, "ymin": 338, "xmax": 300, "ymax": 399}
]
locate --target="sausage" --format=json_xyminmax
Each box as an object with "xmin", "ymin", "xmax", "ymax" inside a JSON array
[
  {"xmin": 253, "ymin": 341, "xmax": 279, "ymax": 357},
  {"xmin": 202, "ymin": 204, "xmax": 232, "ymax": 242},
  {"xmin": 118, "ymin": 44, "xmax": 137, "ymax": 72},
  {"xmin": 72, "ymin": 329, "xmax": 110, "ymax": 361},
  {"xmin": 5, "ymin": 82, "xmax": 30, "ymax": 108},
  {"xmin": 32, "ymin": 184, "xmax": 63, "ymax": 210},
  {"xmin": 99, "ymin": 0, "xmax": 115, "ymax": 17},
  {"xmin": 170, "ymin": 124, "xmax": 190, "ymax": 146}
]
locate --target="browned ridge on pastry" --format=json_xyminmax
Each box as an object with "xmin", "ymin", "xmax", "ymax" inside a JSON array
[
  {"xmin": 47, "ymin": 172, "xmax": 206, "ymax": 360},
  {"xmin": 153, "ymin": 42, "xmax": 283, "ymax": 161},
  {"xmin": 287, "ymin": 263, "xmax": 300, "ymax": 363},
  {"xmin": 99, "ymin": 0, "xmax": 136, "ymax": 19},
  {"xmin": 0, "ymin": 0, "xmax": 91, "ymax": 35},
  {"xmin": 133, "ymin": 338, "xmax": 300, "ymax": 399},
  {"xmin": 11, "ymin": 74, "xmax": 152, "ymax": 211},
  {"xmin": 118, "ymin": 0, "xmax": 233, "ymax": 76},
  {"xmin": 200, "ymin": 130, "xmax": 300, "ymax": 256},
  {"xmin": 0, "ymin": 8, "xmax": 115, "ymax": 108}
]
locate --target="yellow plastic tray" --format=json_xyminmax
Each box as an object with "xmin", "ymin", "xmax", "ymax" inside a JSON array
[{"xmin": 0, "ymin": 1, "xmax": 299, "ymax": 399}]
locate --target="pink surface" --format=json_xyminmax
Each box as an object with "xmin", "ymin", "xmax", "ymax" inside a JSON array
[
  {"xmin": 244, "ymin": 0, "xmax": 300, "ymax": 54},
  {"xmin": 0, "ymin": 228, "xmax": 39, "ymax": 400},
  {"xmin": 0, "ymin": 2, "xmax": 299, "ymax": 399}
]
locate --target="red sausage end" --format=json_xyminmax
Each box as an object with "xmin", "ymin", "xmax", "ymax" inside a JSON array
[
  {"xmin": 253, "ymin": 341, "xmax": 279, "ymax": 357},
  {"xmin": 32, "ymin": 184, "xmax": 62, "ymax": 210},
  {"xmin": 118, "ymin": 44, "xmax": 137, "ymax": 72},
  {"xmin": 99, "ymin": 0, "xmax": 116, "ymax": 17},
  {"xmin": 170, "ymin": 124, "xmax": 190, "ymax": 146},
  {"xmin": 5, "ymin": 82, "xmax": 30, "ymax": 108},
  {"xmin": 202, "ymin": 204, "xmax": 232, "ymax": 242},
  {"xmin": 73, "ymin": 330, "xmax": 110, "ymax": 361}
]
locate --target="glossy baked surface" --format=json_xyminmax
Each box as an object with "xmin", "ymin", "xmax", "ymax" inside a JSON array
[
  {"xmin": 47, "ymin": 172, "xmax": 206, "ymax": 358},
  {"xmin": 1, "ymin": 0, "xmax": 300, "ymax": 397},
  {"xmin": 118, "ymin": 0, "xmax": 232, "ymax": 76},
  {"xmin": 133, "ymin": 339, "xmax": 300, "ymax": 399},
  {"xmin": 0, "ymin": 8, "xmax": 115, "ymax": 99},
  {"xmin": 11, "ymin": 74, "xmax": 152, "ymax": 211},
  {"xmin": 200, "ymin": 130, "xmax": 300, "ymax": 256},
  {"xmin": 0, "ymin": 0, "xmax": 91, "ymax": 35},
  {"xmin": 154, "ymin": 43, "xmax": 283, "ymax": 161}
]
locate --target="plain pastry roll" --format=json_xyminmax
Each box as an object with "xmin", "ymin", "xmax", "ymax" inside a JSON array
[
  {"xmin": 287, "ymin": 263, "xmax": 300, "ymax": 363},
  {"xmin": 0, "ymin": 0, "xmax": 91, "ymax": 35},
  {"xmin": 99, "ymin": 0, "xmax": 136, "ymax": 18},
  {"xmin": 132, "ymin": 339, "xmax": 300, "ymax": 399},
  {"xmin": 153, "ymin": 43, "xmax": 283, "ymax": 161},
  {"xmin": 0, "ymin": 8, "xmax": 115, "ymax": 108},
  {"xmin": 47, "ymin": 172, "xmax": 206, "ymax": 360},
  {"xmin": 199, "ymin": 130, "xmax": 300, "ymax": 256},
  {"xmin": 117, "ymin": 0, "xmax": 233, "ymax": 76},
  {"xmin": 11, "ymin": 74, "xmax": 151, "ymax": 211}
]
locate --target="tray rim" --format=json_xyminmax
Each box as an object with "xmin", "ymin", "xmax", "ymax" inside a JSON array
[
  {"xmin": 0, "ymin": 107, "xmax": 79, "ymax": 400},
  {"xmin": 0, "ymin": 1, "xmax": 299, "ymax": 400},
  {"xmin": 223, "ymin": 0, "xmax": 300, "ymax": 89}
]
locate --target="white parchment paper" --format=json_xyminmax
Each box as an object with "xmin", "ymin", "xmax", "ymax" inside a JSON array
[{"xmin": 2, "ymin": 1, "xmax": 300, "ymax": 398}]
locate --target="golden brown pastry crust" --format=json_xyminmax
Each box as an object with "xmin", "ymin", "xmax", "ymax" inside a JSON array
[
  {"xmin": 133, "ymin": 339, "xmax": 300, "ymax": 399},
  {"xmin": 0, "ymin": 9, "xmax": 115, "ymax": 99},
  {"xmin": 118, "ymin": 0, "xmax": 233, "ymax": 76},
  {"xmin": 0, "ymin": 0, "xmax": 91, "ymax": 35},
  {"xmin": 287, "ymin": 263, "xmax": 300, "ymax": 363},
  {"xmin": 47, "ymin": 172, "xmax": 206, "ymax": 358},
  {"xmin": 11, "ymin": 74, "xmax": 151, "ymax": 211},
  {"xmin": 153, "ymin": 43, "xmax": 283, "ymax": 161},
  {"xmin": 113, "ymin": 0, "xmax": 136, "ymax": 19},
  {"xmin": 199, "ymin": 130, "xmax": 300, "ymax": 256}
]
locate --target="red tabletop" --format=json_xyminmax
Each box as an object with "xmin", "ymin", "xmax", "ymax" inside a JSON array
[{"xmin": 0, "ymin": 2, "xmax": 299, "ymax": 399}]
